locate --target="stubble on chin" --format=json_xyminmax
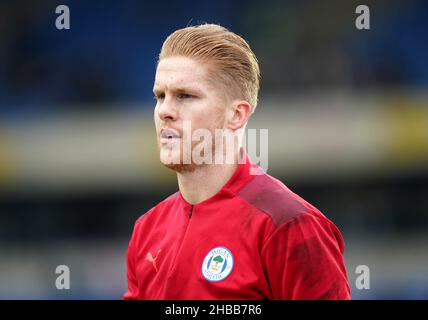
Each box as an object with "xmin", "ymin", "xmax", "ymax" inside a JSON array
[
  {"xmin": 156, "ymin": 117, "xmax": 228, "ymax": 173},
  {"xmin": 162, "ymin": 162, "xmax": 198, "ymax": 173},
  {"xmin": 157, "ymin": 141, "xmax": 198, "ymax": 173}
]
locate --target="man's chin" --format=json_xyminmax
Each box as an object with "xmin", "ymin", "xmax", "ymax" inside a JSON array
[
  {"xmin": 162, "ymin": 162, "xmax": 198, "ymax": 173},
  {"xmin": 159, "ymin": 147, "xmax": 197, "ymax": 173}
]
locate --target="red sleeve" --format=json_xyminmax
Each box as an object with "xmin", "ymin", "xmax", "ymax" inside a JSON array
[
  {"xmin": 123, "ymin": 220, "xmax": 140, "ymax": 300},
  {"xmin": 261, "ymin": 213, "xmax": 351, "ymax": 300}
]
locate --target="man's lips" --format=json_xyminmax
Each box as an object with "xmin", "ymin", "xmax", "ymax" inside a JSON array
[{"xmin": 160, "ymin": 128, "xmax": 181, "ymax": 144}]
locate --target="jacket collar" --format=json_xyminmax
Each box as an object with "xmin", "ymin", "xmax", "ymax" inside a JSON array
[{"xmin": 178, "ymin": 148, "xmax": 262, "ymax": 210}]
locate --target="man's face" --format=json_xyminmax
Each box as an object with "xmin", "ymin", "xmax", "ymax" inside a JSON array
[{"xmin": 153, "ymin": 56, "xmax": 230, "ymax": 172}]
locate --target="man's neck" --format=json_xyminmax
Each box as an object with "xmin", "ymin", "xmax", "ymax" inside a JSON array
[{"xmin": 177, "ymin": 162, "xmax": 238, "ymax": 205}]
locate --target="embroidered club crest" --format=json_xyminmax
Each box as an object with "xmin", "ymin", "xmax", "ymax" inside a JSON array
[{"xmin": 202, "ymin": 246, "xmax": 234, "ymax": 282}]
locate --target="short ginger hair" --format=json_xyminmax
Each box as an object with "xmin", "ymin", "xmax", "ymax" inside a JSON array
[{"xmin": 158, "ymin": 23, "xmax": 260, "ymax": 111}]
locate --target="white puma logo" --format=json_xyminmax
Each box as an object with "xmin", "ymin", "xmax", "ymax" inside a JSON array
[{"xmin": 145, "ymin": 249, "xmax": 162, "ymax": 272}]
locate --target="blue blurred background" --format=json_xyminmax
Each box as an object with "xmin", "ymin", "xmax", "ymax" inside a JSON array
[{"xmin": 0, "ymin": 0, "xmax": 427, "ymax": 299}]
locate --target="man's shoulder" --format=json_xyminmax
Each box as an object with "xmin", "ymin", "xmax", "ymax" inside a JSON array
[
  {"xmin": 135, "ymin": 191, "xmax": 180, "ymax": 225},
  {"xmin": 237, "ymin": 172, "xmax": 326, "ymax": 228}
]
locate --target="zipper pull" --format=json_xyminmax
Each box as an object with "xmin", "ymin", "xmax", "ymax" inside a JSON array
[{"xmin": 189, "ymin": 206, "xmax": 193, "ymax": 219}]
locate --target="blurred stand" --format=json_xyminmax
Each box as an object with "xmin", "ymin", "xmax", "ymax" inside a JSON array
[{"xmin": 1, "ymin": 0, "xmax": 427, "ymax": 299}]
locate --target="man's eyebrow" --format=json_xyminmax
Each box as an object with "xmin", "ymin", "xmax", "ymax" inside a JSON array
[
  {"xmin": 174, "ymin": 86, "xmax": 202, "ymax": 93},
  {"xmin": 154, "ymin": 85, "xmax": 203, "ymax": 95}
]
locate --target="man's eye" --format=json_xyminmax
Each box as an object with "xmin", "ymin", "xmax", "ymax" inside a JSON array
[
  {"xmin": 154, "ymin": 94, "xmax": 165, "ymax": 101},
  {"xmin": 177, "ymin": 93, "xmax": 193, "ymax": 100}
]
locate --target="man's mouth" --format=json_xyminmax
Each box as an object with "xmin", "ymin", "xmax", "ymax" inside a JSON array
[{"xmin": 160, "ymin": 128, "xmax": 181, "ymax": 144}]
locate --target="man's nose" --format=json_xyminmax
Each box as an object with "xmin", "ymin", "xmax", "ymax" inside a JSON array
[{"xmin": 156, "ymin": 97, "xmax": 177, "ymax": 121}]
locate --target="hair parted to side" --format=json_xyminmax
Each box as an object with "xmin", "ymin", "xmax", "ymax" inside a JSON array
[{"xmin": 159, "ymin": 23, "xmax": 260, "ymax": 111}]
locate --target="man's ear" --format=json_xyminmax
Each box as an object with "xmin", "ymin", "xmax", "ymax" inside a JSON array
[{"xmin": 228, "ymin": 100, "xmax": 252, "ymax": 131}]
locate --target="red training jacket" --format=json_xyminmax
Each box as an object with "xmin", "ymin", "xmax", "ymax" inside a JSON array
[{"xmin": 124, "ymin": 153, "xmax": 351, "ymax": 300}]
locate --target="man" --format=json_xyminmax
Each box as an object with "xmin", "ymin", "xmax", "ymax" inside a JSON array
[{"xmin": 124, "ymin": 24, "xmax": 351, "ymax": 300}]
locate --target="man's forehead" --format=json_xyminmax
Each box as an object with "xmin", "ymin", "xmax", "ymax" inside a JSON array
[{"xmin": 154, "ymin": 57, "xmax": 211, "ymax": 90}]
